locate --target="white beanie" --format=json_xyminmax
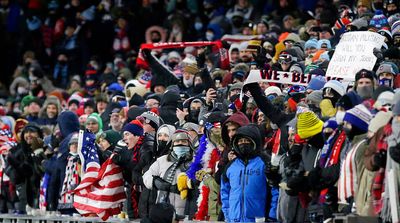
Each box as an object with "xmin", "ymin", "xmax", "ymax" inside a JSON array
[{"xmin": 323, "ymin": 80, "xmax": 346, "ymax": 96}]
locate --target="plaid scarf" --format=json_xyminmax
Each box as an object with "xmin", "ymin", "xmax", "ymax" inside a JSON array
[{"xmin": 372, "ymin": 124, "xmax": 392, "ymax": 214}]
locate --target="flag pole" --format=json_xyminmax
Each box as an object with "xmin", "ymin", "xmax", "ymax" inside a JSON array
[{"xmin": 77, "ymin": 130, "xmax": 85, "ymax": 176}]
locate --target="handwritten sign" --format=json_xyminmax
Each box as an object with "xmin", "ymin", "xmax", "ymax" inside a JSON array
[
  {"xmin": 244, "ymin": 69, "xmax": 311, "ymax": 86},
  {"xmin": 326, "ymin": 31, "xmax": 384, "ymax": 81}
]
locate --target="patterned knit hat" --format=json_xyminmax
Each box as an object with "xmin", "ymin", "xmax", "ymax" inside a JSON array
[
  {"xmin": 391, "ymin": 20, "xmax": 400, "ymax": 37},
  {"xmin": 140, "ymin": 111, "xmax": 161, "ymax": 129},
  {"xmin": 297, "ymin": 111, "xmax": 324, "ymax": 139},
  {"xmin": 369, "ymin": 10, "xmax": 389, "ymax": 30},
  {"xmin": 343, "ymin": 104, "xmax": 373, "ymax": 132},
  {"xmin": 388, "ymin": 13, "xmax": 400, "ymax": 27},
  {"xmin": 122, "ymin": 119, "xmax": 144, "ymax": 136}
]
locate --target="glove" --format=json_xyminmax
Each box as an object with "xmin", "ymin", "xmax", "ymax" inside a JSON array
[
  {"xmin": 177, "ymin": 173, "xmax": 189, "ymax": 199},
  {"xmin": 307, "ymin": 167, "xmax": 321, "ymax": 189},
  {"xmin": 153, "ymin": 176, "xmax": 172, "ymax": 191},
  {"xmin": 374, "ymin": 150, "xmax": 387, "ymax": 168},
  {"xmin": 265, "ymin": 163, "xmax": 281, "ymax": 187}
]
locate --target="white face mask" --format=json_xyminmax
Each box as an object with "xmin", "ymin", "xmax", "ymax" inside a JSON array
[
  {"xmin": 205, "ymin": 32, "xmax": 214, "ymax": 41},
  {"xmin": 17, "ymin": 86, "xmax": 28, "ymax": 95},
  {"xmin": 183, "ymin": 76, "xmax": 194, "ymax": 88},
  {"xmin": 335, "ymin": 111, "xmax": 346, "ymax": 125}
]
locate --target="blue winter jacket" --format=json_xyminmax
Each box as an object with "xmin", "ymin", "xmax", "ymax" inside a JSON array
[{"xmin": 221, "ymin": 156, "xmax": 267, "ymax": 222}]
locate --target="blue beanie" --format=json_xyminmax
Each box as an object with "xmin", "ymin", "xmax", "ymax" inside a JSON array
[
  {"xmin": 122, "ymin": 121, "xmax": 144, "ymax": 136},
  {"xmin": 305, "ymin": 39, "xmax": 318, "ymax": 49},
  {"xmin": 343, "ymin": 104, "xmax": 372, "ymax": 132},
  {"xmin": 323, "ymin": 118, "xmax": 338, "ymax": 130},
  {"xmin": 317, "ymin": 39, "xmax": 331, "ymax": 49},
  {"xmin": 307, "ymin": 75, "xmax": 326, "ymax": 91}
]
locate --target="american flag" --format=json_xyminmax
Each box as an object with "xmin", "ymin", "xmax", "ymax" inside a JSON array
[{"xmin": 73, "ymin": 130, "xmax": 126, "ymax": 221}]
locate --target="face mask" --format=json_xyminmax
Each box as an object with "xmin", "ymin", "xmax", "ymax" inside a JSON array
[
  {"xmin": 357, "ymin": 85, "xmax": 374, "ymax": 99},
  {"xmin": 193, "ymin": 83, "xmax": 205, "ymax": 94},
  {"xmin": 205, "ymin": 32, "xmax": 214, "ymax": 41},
  {"xmin": 189, "ymin": 109, "xmax": 200, "ymax": 123},
  {"xmin": 183, "ymin": 76, "xmax": 194, "ymax": 88},
  {"xmin": 387, "ymin": 10, "xmax": 398, "ymax": 17},
  {"xmin": 232, "ymin": 18, "xmax": 243, "ymax": 28},
  {"xmin": 237, "ymin": 143, "xmax": 255, "ymax": 159},
  {"xmin": 379, "ymin": 78, "xmax": 393, "ymax": 87},
  {"xmin": 69, "ymin": 151, "xmax": 78, "ymax": 156},
  {"xmin": 168, "ymin": 61, "xmax": 178, "ymax": 68},
  {"xmin": 194, "ymin": 22, "xmax": 203, "ymax": 31},
  {"xmin": 336, "ymin": 111, "xmax": 346, "ymax": 125},
  {"xmin": 323, "ymin": 132, "xmax": 332, "ymax": 141},
  {"xmin": 17, "ymin": 86, "xmax": 28, "ymax": 95},
  {"xmin": 173, "ymin": 146, "xmax": 190, "ymax": 158},
  {"xmin": 157, "ymin": 140, "xmax": 168, "ymax": 152}
]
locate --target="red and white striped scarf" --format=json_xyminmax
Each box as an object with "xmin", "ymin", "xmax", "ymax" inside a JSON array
[
  {"xmin": 58, "ymin": 154, "xmax": 80, "ymax": 208},
  {"xmin": 338, "ymin": 139, "xmax": 366, "ymax": 205}
]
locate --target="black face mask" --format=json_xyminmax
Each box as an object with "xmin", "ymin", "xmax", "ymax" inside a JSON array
[
  {"xmin": 236, "ymin": 143, "xmax": 256, "ymax": 159},
  {"xmin": 323, "ymin": 132, "xmax": 332, "ymax": 142},
  {"xmin": 157, "ymin": 140, "xmax": 168, "ymax": 153},
  {"xmin": 189, "ymin": 109, "xmax": 200, "ymax": 123},
  {"xmin": 168, "ymin": 61, "xmax": 178, "ymax": 68},
  {"xmin": 308, "ymin": 133, "xmax": 324, "ymax": 149},
  {"xmin": 232, "ymin": 18, "xmax": 243, "ymax": 28},
  {"xmin": 343, "ymin": 125, "xmax": 365, "ymax": 140},
  {"xmin": 193, "ymin": 84, "xmax": 205, "ymax": 94}
]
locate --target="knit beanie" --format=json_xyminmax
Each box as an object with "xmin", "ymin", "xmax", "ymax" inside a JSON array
[
  {"xmin": 297, "ymin": 111, "xmax": 324, "ymax": 139},
  {"xmin": 86, "ymin": 113, "xmax": 103, "ymax": 130},
  {"xmin": 122, "ymin": 120, "xmax": 144, "ymax": 136},
  {"xmin": 323, "ymin": 80, "xmax": 346, "ymax": 96},
  {"xmin": 369, "ymin": 10, "xmax": 389, "ymax": 30},
  {"xmin": 391, "ymin": 20, "xmax": 400, "ymax": 37},
  {"xmin": 307, "ymin": 76, "xmax": 326, "ymax": 91},
  {"xmin": 157, "ymin": 124, "xmax": 177, "ymax": 143},
  {"xmin": 100, "ymin": 130, "xmax": 122, "ymax": 147},
  {"xmin": 304, "ymin": 39, "xmax": 318, "ymax": 49},
  {"xmin": 264, "ymin": 86, "xmax": 283, "ymax": 96},
  {"xmin": 304, "ymin": 64, "xmax": 320, "ymax": 75},
  {"xmin": 306, "ymin": 90, "xmax": 323, "ymax": 105},
  {"xmin": 388, "ymin": 13, "xmax": 400, "ymax": 27},
  {"xmin": 309, "ymin": 68, "xmax": 326, "ymax": 77},
  {"xmin": 368, "ymin": 111, "xmax": 393, "ymax": 133},
  {"xmin": 343, "ymin": 104, "xmax": 373, "ymax": 132},
  {"xmin": 317, "ymin": 39, "xmax": 332, "ymax": 50},
  {"xmin": 69, "ymin": 133, "xmax": 79, "ymax": 145},
  {"xmin": 373, "ymin": 91, "xmax": 394, "ymax": 109},
  {"xmin": 355, "ymin": 69, "xmax": 375, "ymax": 83},
  {"xmin": 376, "ymin": 62, "xmax": 399, "ymax": 76},
  {"xmin": 21, "ymin": 95, "xmax": 35, "ymax": 110},
  {"xmin": 140, "ymin": 111, "xmax": 161, "ymax": 129}
]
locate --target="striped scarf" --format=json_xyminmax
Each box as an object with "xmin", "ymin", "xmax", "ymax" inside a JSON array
[
  {"xmin": 58, "ymin": 154, "xmax": 80, "ymax": 209},
  {"xmin": 338, "ymin": 138, "xmax": 366, "ymax": 205},
  {"xmin": 372, "ymin": 124, "xmax": 391, "ymax": 214}
]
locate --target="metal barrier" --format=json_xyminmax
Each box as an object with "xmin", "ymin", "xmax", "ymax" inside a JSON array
[{"xmin": 0, "ymin": 215, "xmax": 132, "ymax": 223}]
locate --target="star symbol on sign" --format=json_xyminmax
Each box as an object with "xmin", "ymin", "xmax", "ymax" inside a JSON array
[
  {"xmin": 86, "ymin": 137, "xmax": 90, "ymax": 141},
  {"xmin": 283, "ymin": 73, "xmax": 289, "ymax": 78}
]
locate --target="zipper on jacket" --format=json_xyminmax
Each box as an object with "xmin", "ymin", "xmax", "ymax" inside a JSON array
[{"xmin": 241, "ymin": 163, "xmax": 247, "ymax": 219}]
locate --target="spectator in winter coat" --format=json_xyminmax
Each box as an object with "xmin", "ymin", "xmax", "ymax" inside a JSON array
[
  {"xmin": 154, "ymin": 124, "xmax": 176, "ymax": 159},
  {"xmin": 37, "ymin": 96, "xmax": 62, "ymax": 130},
  {"xmin": 143, "ymin": 130, "xmax": 195, "ymax": 216},
  {"xmin": 7, "ymin": 123, "xmax": 45, "ymax": 215},
  {"xmin": 46, "ymin": 111, "xmax": 79, "ymax": 211},
  {"xmin": 57, "ymin": 134, "xmax": 81, "ymax": 215},
  {"xmin": 221, "ymin": 124, "xmax": 278, "ymax": 222},
  {"xmin": 98, "ymin": 129, "xmax": 122, "ymax": 163}
]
